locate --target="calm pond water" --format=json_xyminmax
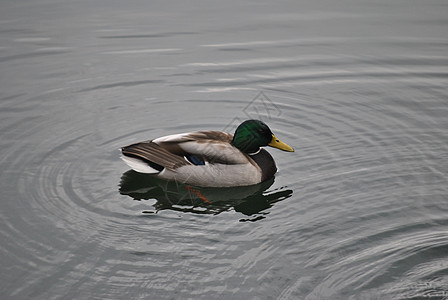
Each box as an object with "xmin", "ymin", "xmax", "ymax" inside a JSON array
[{"xmin": 1, "ymin": 0, "xmax": 448, "ymax": 299}]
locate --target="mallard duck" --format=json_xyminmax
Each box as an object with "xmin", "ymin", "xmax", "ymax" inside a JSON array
[{"xmin": 120, "ymin": 119, "xmax": 294, "ymax": 187}]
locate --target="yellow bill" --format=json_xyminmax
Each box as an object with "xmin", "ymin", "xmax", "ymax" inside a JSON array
[{"xmin": 268, "ymin": 134, "xmax": 294, "ymax": 152}]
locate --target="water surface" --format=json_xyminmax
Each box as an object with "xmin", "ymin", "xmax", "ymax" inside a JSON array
[{"xmin": 1, "ymin": 0, "xmax": 448, "ymax": 299}]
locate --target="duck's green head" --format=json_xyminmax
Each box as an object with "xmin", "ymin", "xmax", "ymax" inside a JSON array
[{"xmin": 232, "ymin": 120, "xmax": 294, "ymax": 154}]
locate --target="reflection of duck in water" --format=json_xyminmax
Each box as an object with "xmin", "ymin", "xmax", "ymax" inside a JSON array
[
  {"xmin": 120, "ymin": 120, "xmax": 294, "ymax": 187},
  {"xmin": 119, "ymin": 170, "xmax": 293, "ymax": 220}
]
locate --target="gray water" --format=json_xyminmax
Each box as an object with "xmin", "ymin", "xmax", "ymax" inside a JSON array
[{"xmin": 1, "ymin": 0, "xmax": 448, "ymax": 299}]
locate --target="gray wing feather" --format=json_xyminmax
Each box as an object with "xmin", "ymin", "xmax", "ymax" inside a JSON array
[{"xmin": 121, "ymin": 141, "xmax": 189, "ymax": 170}]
